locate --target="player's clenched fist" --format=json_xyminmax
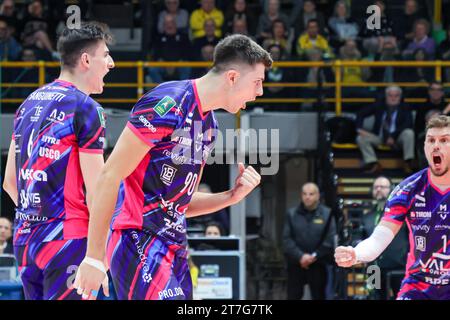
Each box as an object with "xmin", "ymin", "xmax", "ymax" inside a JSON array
[
  {"xmin": 335, "ymin": 246, "xmax": 357, "ymax": 268},
  {"xmin": 231, "ymin": 163, "xmax": 261, "ymax": 203}
]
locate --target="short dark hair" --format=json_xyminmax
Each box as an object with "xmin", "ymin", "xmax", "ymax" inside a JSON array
[
  {"xmin": 57, "ymin": 21, "xmax": 113, "ymax": 70},
  {"xmin": 205, "ymin": 221, "xmax": 225, "ymax": 236},
  {"xmin": 307, "ymin": 18, "xmax": 319, "ymax": 27},
  {"xmin": 211, "ymin": 34, "xmax": 272, "ymax": 73}
]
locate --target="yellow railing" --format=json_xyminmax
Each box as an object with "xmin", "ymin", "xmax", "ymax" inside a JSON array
[{"xmin": 1, "ymin": 60, "xmax": 450, "ymax": 115}]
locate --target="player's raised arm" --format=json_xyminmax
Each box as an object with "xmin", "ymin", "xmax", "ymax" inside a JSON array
[{"xmin": 334, "ymin": 220, "xmax": 402, "ymax": 267}]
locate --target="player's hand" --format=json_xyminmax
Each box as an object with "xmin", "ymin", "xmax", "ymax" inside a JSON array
[
  {"xmin": 335, "ymin": 246, "xmax": 357, "ymax": 268},
  {"xmin": 231, "ymin": 163, "xmax": 261, "ymax": 204},
  {"xmin": 72, "ymin": 258, "xmax": 109, "ymax": 300}
]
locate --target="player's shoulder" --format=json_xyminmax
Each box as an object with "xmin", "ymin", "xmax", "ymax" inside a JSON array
[
  {"xmin": 136, "ymin": 80, "xmax": 193, "ymax": 111},
  {"xmin": 389, "ymin": 168, "xmax": 428, "ymax": 201}
]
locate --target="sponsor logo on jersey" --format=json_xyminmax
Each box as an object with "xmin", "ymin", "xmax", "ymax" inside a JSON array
[
  {"xmin": 414, "ymin": 192, "xmax": 426, "ymax": 207},
  {"xmin": 97, "ymin": 106, "xmax": 106, "ymax": 128},
  {"xmin": 30, "ymin": 106, "xmax": 43, "ymax": 122},
  {"xmin": 160, "ymin": 164, "xmax": 177, "ymax": 186},
  {"xmin": 415, "ymin": 236, "xmax": 426, "ymax": 252},
  {"xmin": 410, "ymin": 211, "xmax": 431, "ymax": 219},
  {"xmin": 139, "ymin": 115, "xmax": 157, "ymax": 133},
  {"xmin": 15, "ymin": 212, "xmax": 48, "ymax": 222},
  {"xmin": 158, "ymin": 287, "xmax": 185, "ymax": 300},
  {"xmin": 38, "ymin": 147, "xmax": 61, "ymax": 160},
  {"xmin": 411, "ymin": 224, "xmax": 430, "ymax": 233},
  {"xmin": 47, "ymin": 109, "xmax": 66, "ymax": 124},
  {"xmin": 20, "ymin": 190, "xmax": 41, "ymax": 209},
  {"xmin": 438, "ymin": 204, "xmax": 448, "ymax": 220},
  {"xmin": 154, "ymin": 96, "xmax": 176, "ymax": 117},
  {"xmin": 42, "ymin": 135, "xmax": 60, "ymax": 145},
  {"xmin": 19, "ymin": 169, "xmax": 48, "ymax": 182},
  {"xmin": 435, "ymin": 224, "xmax": 450, "ymax": 231},
  {"xmin": 130, "ymin": 231, "xmax": 153, "ymax": 284}
]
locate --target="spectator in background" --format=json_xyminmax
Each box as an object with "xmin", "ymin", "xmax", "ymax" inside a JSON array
[
  {"xmin": 292, "ymin": 0, "xmax": 326, "ymax": 40},
  {"xmin": 190, "ymin": 0, "xmax": 224, "ymax": 39},
  {"xmin": 361, "ymin": 1, "xmax": 394, "ymax": 55},
  {"xmin": 205, "ymin": 221, "xmax": 224, "ymax": 237},
  {"xmin": 0, "ymin": 0, "xmax": 19, "ymax": 38},
  {"xmin": 262, "ymin": 19, "xmax": 292, "ymax": 54},
  {"xmin": 402, "ymin": 19, "xmax": 436, "ymax": 59},
  {"xmin": 282, "ymin": 182, "xmax": 336, "ymax": 300},
  {"xmin": 192, "ymin": 18, "xmax": 220, "ymax": 60},
  {"xmin": 356, "ymin": 86, "xmax": 415, "ymax": 174},
  {"xmin": 437, "ymin": 24, "xmax": 450, "ymax": 82},
  {"xmin": 402, "ymin": 48, "xmax": 434, "ymax": 94},
  {"xmin": 0, "ymin": 16, "xmax": 21, "ymax": 61},
  {"xmin": 361, "ymin": 177, "xmax": 408, "ymax": 300},
  {"xmin": 369, "ymin": 37, "xmax": 402, "ymax": 84},
  {"xmin": 298, "ymin": 47, "xmax": 334, "ymax": 105},
  {"xmin": 191, "ymin": 43, "xmax": 214, "ymax": 78},
  {"xmin": 157, "ymin": 0, "xmax": 189, "ymax": 34},
  {"xmin": 229, "ymin": 17, "xmax": 252, "ymax": 38},
  {"xmin": 328, "ymin": 0, "xmax": 359, "ymax": 50},
  {"xmin": 394, "ymin": 0, "xmax": 426, "ymax": 43},
  {"xmin": 0, "ymin": 217, "xmax": 13, "ymax": 254},
  {"xmin": 413, "ymin": 82, "xmax": 450, "ymax": 167},
  {"xmin": 296, "ymin": 19, "xmax": 332, "ymax": 59},
  {"xmin": 256, "ymin": 0, "xmax": 289, "ymax": 42},
  {"xmin": 339, "ymin": 39, "xmax": 371, "ymax": 98},
  {"xmin": 263, "ymin": 44, "xmax": 296, "ymax": 110},
  {"xmin": 21, "ymin": 0, "xmax": 56, "ymax": 57},
  {"xmin": 148, "ymin": 14, "xmax": 192, "ymax": 83},
  {"xmin": 223, "ymin": 0, "xmax": 256, "ymax": 36}
]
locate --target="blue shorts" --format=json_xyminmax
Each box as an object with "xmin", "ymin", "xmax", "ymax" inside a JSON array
[
  {"xmin": 14, "ymin": 238, "xmax": 86, "ymax": 300},
  {"xmin": 107, "ymin": 229, "xmax": 192, "ymax": 300}
]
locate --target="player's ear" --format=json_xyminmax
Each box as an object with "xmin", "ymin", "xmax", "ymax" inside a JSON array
[
  {"xmin": 225, "ymin": 69, "xmax": 240, "ymax": 87},
  {"xmin": 80, "ymin": 52, "xmax": 90, "ymax": 69}
]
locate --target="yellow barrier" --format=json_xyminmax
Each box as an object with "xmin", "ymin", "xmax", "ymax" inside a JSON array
[{"xmin": 2, "ymin": 60, "xmax": 450, "ymax": 116}]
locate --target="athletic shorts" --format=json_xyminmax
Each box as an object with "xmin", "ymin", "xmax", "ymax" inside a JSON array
[
  {"xmin": 107, "ymin": 229, "xmax": 192, "ymax": 300},
  {"xmin": 397, "ymin": 276, "xmax": 450, "ymax": 300},
  {"xmin": 14, "ymin": 238, "xmax": 87, "ymax": 300}
]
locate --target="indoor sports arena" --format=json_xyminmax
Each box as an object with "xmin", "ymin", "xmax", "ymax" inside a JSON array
[{"xmin": 1, "ymin": 0, "xmax": 450, "ymax": 303}]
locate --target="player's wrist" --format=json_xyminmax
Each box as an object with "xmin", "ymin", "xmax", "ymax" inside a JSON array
[{"xmin": 82, "ymin": 256, "xmax": 107, "ymax": 274}]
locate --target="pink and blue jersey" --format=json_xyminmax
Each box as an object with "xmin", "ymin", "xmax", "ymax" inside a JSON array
[
  {"xmin": 12, "ymin": 79, "xmax": 106, "ymax": 246},
  {"xmin": 382, "ymin": 168, "xmax": 450, "ymax": 287},
  {"xmin": 111, "ymin": 80, "xmax": 218, "ymax": 247}
]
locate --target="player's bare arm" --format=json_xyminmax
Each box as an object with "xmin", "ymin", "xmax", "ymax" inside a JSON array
[
  {"xmin": 335, "ymin": 220, "xmax": 402, "ymax": 268},
  {"xmin": 3, "ymin": 139, "xmax": 18, "ymax": 206},
  {"xmin": 186, "ymin": 163, "xmax": 261, "ymax": 217},
  {"xmin": 73, "ymin": 126, "xmax": 150, "ymax": 299}
]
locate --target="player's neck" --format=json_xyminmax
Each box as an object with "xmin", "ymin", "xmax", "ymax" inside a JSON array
[
  {"xmin": 429, "ymin": 170, "xmax": 450, "ymax": 190},
  {"xmin": 194, "ymin": 74, "xmax": 226, "ymax": 113},
  {"xmin": 57, "ymin": 70, "xmax": 91, "ymax": 96}
]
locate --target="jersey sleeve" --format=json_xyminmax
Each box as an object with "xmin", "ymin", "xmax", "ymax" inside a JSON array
[
  {"xmin": 127, "ymin": 93, "xmax": 183, "ymax": 147},
  {"xmin": 381, "ymin": 184, "xmax": 410, "ymax": 225},
  {"xmin": 74, "ymin": 98, "xmax": 106, "ymax": 154}
]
